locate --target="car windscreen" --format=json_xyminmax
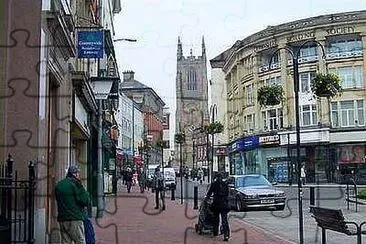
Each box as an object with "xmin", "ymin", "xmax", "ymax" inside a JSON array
[
  {"xmin": 164, "ymin": 171, "xmax": 175, "ymax": 179},
  {"xmin": 236, "ymin": 176, "xmax": 271, "ymax": 188}
]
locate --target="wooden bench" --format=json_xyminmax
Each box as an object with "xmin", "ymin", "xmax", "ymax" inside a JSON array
[{"xmin": 310, "ymin": 206, "xmax": 366, "ymax": 244}]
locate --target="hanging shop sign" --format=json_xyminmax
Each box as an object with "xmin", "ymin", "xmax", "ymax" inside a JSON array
[{"xmin": 77, "ymin": 31, "xmax": 104, "ymax": 58}]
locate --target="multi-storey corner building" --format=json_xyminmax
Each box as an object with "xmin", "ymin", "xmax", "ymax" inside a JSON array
[
  {"xmin": 175, "ymin": 37, "xmax": 209, "ymax": 169},
  {"xmin": 213, "ymin": 10, "xmax": 366, "ymax": 184}
]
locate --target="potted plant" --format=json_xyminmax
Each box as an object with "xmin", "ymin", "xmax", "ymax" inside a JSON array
[
  {"xmin": 310, "ymin": 73, "xmax": 342, "ymax": 98},
  {"xmin": 257, "ymin": 84, "xmax": 284, "ymax": 107}
]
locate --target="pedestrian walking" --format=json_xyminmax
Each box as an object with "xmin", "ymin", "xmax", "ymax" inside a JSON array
[
  {"xmin": 300, "ymin": 164, "xmax": 306, "ymax": 185},
  {"xmin": 125, "ymin": 168, "xmax": 133, "ymax": 193},
  {"xmin": 198, "ymin": 168, "xmax": 204, "ymax": 184},
  {"xmin": 205, "ymin": 172, "xmax": 230, "ymax": 241},
  {"xmin": 153, "ymin": 166, "xmax": 166, "ymax": 210},
  {"xmin": 137, "ymin": 167, "xmax": 146, "ymax": 193},
  {"xmin": 55, "ymin": 165, "xmax": 91, "ymax": 244}
]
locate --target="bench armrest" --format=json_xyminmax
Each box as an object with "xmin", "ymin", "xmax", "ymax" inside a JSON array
[{"xmin": 344, "ymin": 221, "xmax": 361, "ymax": 235}]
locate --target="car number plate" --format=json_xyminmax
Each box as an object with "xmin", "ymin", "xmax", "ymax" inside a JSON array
[{"xmin": 261, "ymin": 199, "xmax": 274, "ymax": 204}]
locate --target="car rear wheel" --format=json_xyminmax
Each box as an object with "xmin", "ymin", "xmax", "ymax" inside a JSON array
[{"xmin": 236, "ymin": 197, "xmax": 244, "ymax": 212}]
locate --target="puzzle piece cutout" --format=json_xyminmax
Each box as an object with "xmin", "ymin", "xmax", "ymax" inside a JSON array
[{"xmin": 1, "ymin": 2, "xmax": 361, "ymax": 244}]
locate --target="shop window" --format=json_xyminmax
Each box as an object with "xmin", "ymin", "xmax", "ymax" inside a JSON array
[
  {"xmin": 329, "ymin": 66, "xmax": 363, "ymax": 89},
  {"xmin": 299, "ymin": 72, "xmax": 316, "ymax": 93},
  {"xmin": 300, "ymin": 104, "xmax": 317, "ymax": 126}
]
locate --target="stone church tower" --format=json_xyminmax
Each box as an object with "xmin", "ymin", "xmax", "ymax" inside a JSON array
[{"xmin": 175, "ymin": 36, "xmax": 209, "ymax": 168}]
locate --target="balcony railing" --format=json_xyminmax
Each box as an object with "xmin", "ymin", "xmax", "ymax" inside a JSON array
[
  {"xmin": 326, "ymin": 50, "xmax": 363, "ymax": 60},
  {"xmin": 259, "ymin": 62, "xmax": 281, "ymax": 72},
  {"xmin": 287, "ymin": 55, "xmax": 319, "ymax": 65}
]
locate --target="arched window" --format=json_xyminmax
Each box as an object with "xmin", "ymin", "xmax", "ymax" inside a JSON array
[{"xmin": 187, "ymin": 69, "xmax": 197, "ymax": 90}]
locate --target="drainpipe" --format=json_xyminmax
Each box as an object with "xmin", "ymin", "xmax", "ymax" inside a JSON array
[{"xmin": 97, "ymin": 101, "xmax": 104, "ymax": 218}]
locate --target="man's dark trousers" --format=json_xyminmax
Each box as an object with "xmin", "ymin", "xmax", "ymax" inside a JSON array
[
  {"xmin": 213, "ymin": 210, "xmax": 230, "ymax": 236},
  {"xmin": 155, "ymin": 189, "xmax": 160, "ymax": 208}
]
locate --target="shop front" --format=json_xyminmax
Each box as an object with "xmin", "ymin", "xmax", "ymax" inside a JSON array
[
  {"xmin": 229, "ymin": 136, "xmax": 262, "ymax": 175},
  {"xmin": 102, "ymin": 125, "xmax": 118, "ymax": 195},
  {"xmin": 214, "ymin": 146, "xmax": 228, "ymax": 173},
  {"xmin": 330, "ymin": 143, "xmax": 366, "ymax": 184},
  {"xmin": 257, "ymin": 134, "xmax": 288, "ymax": 183}
]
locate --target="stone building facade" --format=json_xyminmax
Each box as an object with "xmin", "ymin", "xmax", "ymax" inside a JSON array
[
  {"xmin": 213, "ymin": 10, "xmax": 366, "ymax": 184},
  {"xmin": 120, "ymin": 71, "xmax": 166, "ymax": 167},
  {"xmin": 175, "ymin": 37, "xmax": 209, "ymax": 168}
]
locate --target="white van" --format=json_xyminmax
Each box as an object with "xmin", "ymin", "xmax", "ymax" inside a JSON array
[{"xmin": 163, "ymin": 167, "xmax": 176, "ymax": 190}]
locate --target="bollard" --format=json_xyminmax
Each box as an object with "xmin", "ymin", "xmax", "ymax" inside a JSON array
[
  {"xmin": 171, "ymin": 188, "xmax": 175, "ymax": 200},
  {"xmin": 310, "ymin": 186, "xmax": 315, "ymax": 206},
  {"xmin": 193, "ymin": 186, "xmax": 198, "ymax": 209}
]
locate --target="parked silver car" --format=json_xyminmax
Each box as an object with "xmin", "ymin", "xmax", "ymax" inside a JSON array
[{"xmin": 227, "ymin": 175, "xmax": 286, "ymax": 211}]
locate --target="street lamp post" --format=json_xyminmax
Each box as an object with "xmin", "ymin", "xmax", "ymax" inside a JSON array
[
  {"xmin": 192, "ymin": 138, "xmax": 196, "ymax": 170},
  {"xmin": 210, "ymin": 104, "xmax": 218, "ymax": 183},
  {"xmin": 269, "ymin": 40, "xmax": 326, "ymax": 244},
  {"xmin": 206, "ymin": 132, "xmax": 210, "ymax": 183},
  {"xmin": 175, "ymin": 127, "xmax": 185, "ymax": 205}
]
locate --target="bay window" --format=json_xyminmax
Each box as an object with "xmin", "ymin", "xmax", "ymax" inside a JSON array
[
  {"xmin": 329, "ymin": 65, "xmax": 363, "ymax": 89},
  {"xmin": 331, "ymin": 100, "xmax": 365, "ymax": 127}
]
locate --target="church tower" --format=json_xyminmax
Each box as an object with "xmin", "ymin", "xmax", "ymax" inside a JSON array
[{"xmin": 175, "ymin": 36, "xmax": 209, "ymax": 168}]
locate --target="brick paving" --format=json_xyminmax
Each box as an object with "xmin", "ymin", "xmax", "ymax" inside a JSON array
[{"xmin": 93, "ymin": 185, "xmax": 295, "ymax": 244}]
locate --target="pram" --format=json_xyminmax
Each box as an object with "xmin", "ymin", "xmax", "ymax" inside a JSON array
[{"xmin": 195, "ymin": 197, "xmax": 215, "ymax": 235}]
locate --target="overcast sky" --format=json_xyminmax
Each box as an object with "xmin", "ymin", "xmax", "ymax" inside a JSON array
[{"xmin": 113, "ymin": 0, "xmax": 366, "ymax": 137}]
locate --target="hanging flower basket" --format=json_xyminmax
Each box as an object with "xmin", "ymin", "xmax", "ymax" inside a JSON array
[
  {"xmin": 203, "ymin": 121, "xmax": 224, "ymax": 135},
  {"xmin": 310, "ymin": 73, "xmax": 342, "ymax": 98},
  {"xmin": 257, "ymin": 84, "xmax": 284, "ymax": 107}
]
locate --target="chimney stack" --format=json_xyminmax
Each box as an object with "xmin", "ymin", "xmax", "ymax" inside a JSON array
[{"xmin": 122, "ymin": 70, "xmax": 135, "ymax": 81}]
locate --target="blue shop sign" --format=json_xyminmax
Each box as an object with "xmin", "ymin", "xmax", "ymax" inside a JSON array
[
  {"xmin": 77, "ymin": 31, "xmax": 104, "ymax": 58},
  {"xmin": 240, "ymin": 136, "xmax": 259, "ymax": 151},
  {"xmin": 230, "ymin": 136, "xmax": 259, "ymax": 153}
]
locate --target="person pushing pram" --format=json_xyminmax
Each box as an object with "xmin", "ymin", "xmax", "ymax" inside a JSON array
[{"xmin": 196, "ymin": 172, "xmax": 230, "ymax": 241}]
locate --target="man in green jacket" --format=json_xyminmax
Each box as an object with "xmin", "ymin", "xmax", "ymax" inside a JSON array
[{"xmin": 55, "ymin": 165, "xmax": 90, "ymax": 244}]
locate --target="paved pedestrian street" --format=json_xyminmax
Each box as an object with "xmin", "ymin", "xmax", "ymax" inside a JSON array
[{"xmin": 93, "ymin": 185, "xmax": 295, "ymax": 244}]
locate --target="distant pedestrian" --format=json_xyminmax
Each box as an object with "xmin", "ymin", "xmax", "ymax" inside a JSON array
[
  {"xmin": 137, "ymin": 167, "xmax": 146, "ymax": 193},
  {"xmin": 205, "ymin": 172, "xmax": 230, "ymax": 241},
  {"xmin": 125, "ymin": 168, "xmax": 133, "ymax": 193},
  {"xmin": 198, "ymin": 168, "xmax": 204, "ymax": 184},
  {"xmin": 122, "ymin": 169, "xmax": 127, "ymax": 185},
  {"xmin": 300, "ymin": 164, "xmax": 306, "ymax": 185},
  {"xmin": 153, "ymin": 166, "xmax": 166, "ymax": 210},
  {"xmin": 55, "ymin": 165, "xmax": 90, "ymax": 244}
]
